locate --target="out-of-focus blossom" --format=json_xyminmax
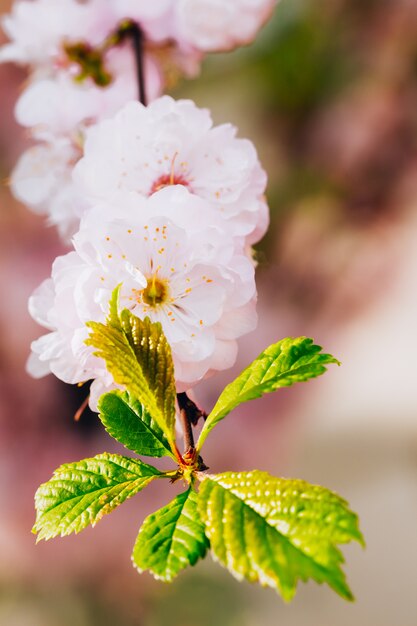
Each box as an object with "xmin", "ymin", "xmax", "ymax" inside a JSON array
[
  {"xmin": 107, "ymin": 0, "xmax": 174, "ymax": 42},
  {"xmin": 75, "ymin": 97, "xmax": 268, "ymax": 243},
  {"xmin": 0, "ymin": 0, "xmax": 103, "ymax": 67},
  {"xmin": 172, "ymin": 0, "xmax": 279, "ymax": 52},
  {"xmin": 0, "ymin": 0, "xmax": 278, "ymax": 241},
  {"xmin": 0, "ymin": 0, "xmax": 195, "ymax": 86},
  {"xmin": 0, "ymin": 0, "xmax": 173, "ymax": 69},
  {"xmin": 0, "ymin": 0, "xmax": 279, "ymax": 81},
  {"xmin": 28, "ymin": 187, "xmax": 257, "ymax": 407},
  {"xmin": 15, "ymin": 49, "xmax": 162, "ymax": 134},
  {"xmin": 0, "ymin": 0, "xmax": 165, "ymax": 240},
  {"xmin": 10, "ymin": 138, "xmax": 85, "ymax": 240},
  {"xmin": 9, "ymin": 49, "xmax": 163, "ymax": 240}
]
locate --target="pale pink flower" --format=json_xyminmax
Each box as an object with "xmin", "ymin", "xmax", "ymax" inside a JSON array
[
  {"xmin": 0, "ymin": 0, "xmax": 183, "ymax": 81},
  {"xmin": 74, "ymin": 97, "xmax": 268, "ymax": 243},
  {"xmin": 107, "ymin": 0, "xmax": 174, "ymax": 42},
  {"xmin": 0, "ymin": 0, "xmax": 102, "ymax": 67},
  {"xmin": 173, "ymin": 0, "xmax": 278, "ymax": 52},
  {"xmin": 0, "ymin": 0, "xmax": 165, "ymax": 119},
  {"xmin": 28, "ymin": 188, "xmax": 257, "ymax": 408},
  {"xmin": 11, "ymin": 48, "xmax": 163, "ymax": 240},
  {"xmin": 15, "ymin": 48, "xmax": 163, "ymax": 135},
  {"xmin": 10, "ymin": 139, "xmax": 85, "ymax": 240}
]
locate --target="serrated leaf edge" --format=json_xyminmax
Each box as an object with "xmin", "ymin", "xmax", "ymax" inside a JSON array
[
  {"xmin": 197, "ymin": 337, "xmax": 340, "ymax": 451},
  {"xmin": 132, "ymin": 489, "xmax": 209, "ymax": 582},
  {"xmin": 33, "ymin": 453, "xmax": 164, "ymax": 541},
  {"xmin": 198, "ymin": 474, "xmax": 363, "ymax": 602},
  {"xmin": 86, "ymin": 292, "xmax": 178, "ymax": 454}
]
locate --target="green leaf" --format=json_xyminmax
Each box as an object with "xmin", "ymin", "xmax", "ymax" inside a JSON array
[
  {"xmin": 98, "ymin": 391, "xmax": 175, "ymax": 459},
  {"xmin": 198, "ymin": 337, "xmax": 339, "ymax": 450},
  {"xmin": 120, "ymin": 310, "xmax": 177, "ymax": 432},
  {"xmin": 107, "ymin": 283, "xmax": 123, "ymax": 329},
  {"xmin": 34, "ymin": 453, "xmax": 162, "ymax": 541},
  {"xmin": 132, "ymin": 489, "xmax": 209, "ymax": 582},
  {"xmin": 86, "ymin": 289, "xmax": 177, "ymax": 452},
  {"xmin": 198, "ymin": 471, "xmax": 363, "ymax": 602}
]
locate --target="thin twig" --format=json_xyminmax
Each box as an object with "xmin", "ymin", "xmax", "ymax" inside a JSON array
[
  {"xmin": 177, "ymin": 392, "xmax": 208, "ymax": 426},
  {"xmin": 127, "ymin": 22, "xmax": 147, "ymax": 105},
  {"xmin": 177, "ymin": 392, "xmax": 195, "ymax": 454}
]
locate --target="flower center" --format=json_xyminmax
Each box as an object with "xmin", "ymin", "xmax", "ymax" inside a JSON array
[
  {"xmin": 149, "ymin": 152, "xmax": 191, "ymax": 195},
  {"xmin": 150, "ymin": 173, "xmax": 190, "ymax": 194},
  {"xmin": 141, "ymin": 276, "xmax": 169, "ymax": 307},
  {"xmin": 62, "ymin": 41, "xmax": 113, "ymax": 86}
]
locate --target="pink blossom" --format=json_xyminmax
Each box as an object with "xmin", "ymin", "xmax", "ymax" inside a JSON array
[{"xmin": 28, "ymin": 188, "xmax": 257, "ymax": 407}]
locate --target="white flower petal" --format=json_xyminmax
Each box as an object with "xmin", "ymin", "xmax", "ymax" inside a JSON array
[
  {"xmin": 28, "ymin": 192, "xmax": 258, "ymax": 402},
  {"xmin": 173, "ymin": 0, "xmax": 278, "ymax": 52},
  {"xmin": 74, "ymin": 97, "xmax": 268, "ymax": 243},
  {"xmin": 26, "ymin": 350, "xmax": 51, "ymax": 379}
]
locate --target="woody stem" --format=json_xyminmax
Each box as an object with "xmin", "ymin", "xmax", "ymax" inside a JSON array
[
  {"xmin": 177, "ymin": 392, "xmax": 195, "ymax": 454},
  {"xmin": 121, "ymin": 21, "xmax": 147, "ymax": 105},
  {"xmin": 132, "ymin": 23, "xmax": 147, "ymax": 105}
]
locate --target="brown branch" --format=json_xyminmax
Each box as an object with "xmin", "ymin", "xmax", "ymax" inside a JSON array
[
  {"xmin": 177, "ymin": 392, "xmax": 195, "ymax": 454},
  {"xmin": 177, "ymin": 392, "xmax": 207, "ymax": 426},
  {"xmin": 177, "ymin": 393, "xmax": 209, "ymax": 470},
  {"xmin": 119, "ymin": 21, "xmax": 147, "ymax": 105}
]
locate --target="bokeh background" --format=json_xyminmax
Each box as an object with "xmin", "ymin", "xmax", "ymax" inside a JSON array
[{"xmin": 1, "ymin": 0, "xmax": 417, "ymax": 624}]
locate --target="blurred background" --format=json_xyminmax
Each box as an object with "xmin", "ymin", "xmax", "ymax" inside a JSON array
[{"xmin": 1, "ymin": 0, "xmax": 417, "ymax": 624}]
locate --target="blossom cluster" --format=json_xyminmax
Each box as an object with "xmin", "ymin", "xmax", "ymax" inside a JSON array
[
  {"xmin": 2, "ymin": 0, "xmax": 277, "ymax": 237},
  {"xmin": 27, "ymin": 98, "xmax": 266, "ymax": 406},
  {"xmin": 1, "ymin": 0, "xmax": 277, "ymax": 407}
]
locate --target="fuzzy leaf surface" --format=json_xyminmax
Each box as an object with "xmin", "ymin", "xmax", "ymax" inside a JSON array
[
  {"xmin": 34, "ymin": 453, "xmax": 161, "ymax": 540},
  {"xmin": 86, "ymin": 291, "xmax": 176, "ymax": 450},
  {"xmin": 198, "ymin": 471, "xmax": 363, "ymax": 601},
  {"xmin": 132, "ymin": 489, "xmax": 209, "ymax": 582},
  {"xmin": 198, "ymin": 337, "xmax": 339, "ymax": 449},
  {"xmin": 98, "ymin": 391, "xmax": 174, "ymax": 458}
]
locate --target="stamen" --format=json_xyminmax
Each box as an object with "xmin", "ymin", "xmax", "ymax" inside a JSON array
[
  {"xmin": 137, "ymin": 275, "xmax": 170, "ymax": 308},
  {"xmin": 170, "ymin": 152, "xmax": 179, "ymax": 185},
  {"xmin": 149, "ymin": 151, "xmax": 190, "ymax": 194}
]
